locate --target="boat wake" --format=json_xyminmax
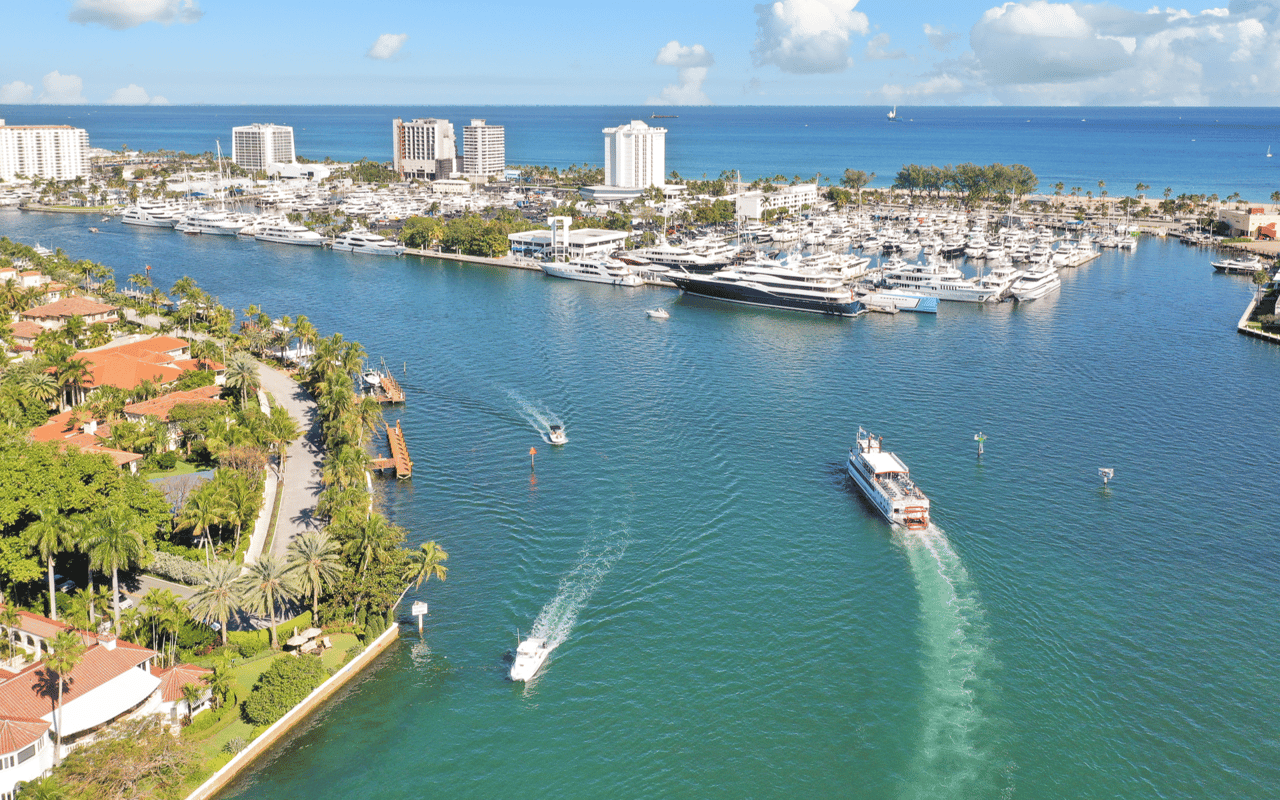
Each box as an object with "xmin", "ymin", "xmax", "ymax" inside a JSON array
[
  {"xmin": 898, "ymin": 523, "xmax": 1006, "ymax": 798},
  {"xmin": 529, "ymin": 532, "xmax": 627, "ymax": 653},
  {"xmin": 506, "ymin": 389, "xmax": 564, "ymax": 443}
]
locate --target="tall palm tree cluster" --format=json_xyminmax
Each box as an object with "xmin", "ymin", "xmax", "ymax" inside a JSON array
[{"xmin": 175, "ymin": 468, "xmax": 264, "ymax": 562}]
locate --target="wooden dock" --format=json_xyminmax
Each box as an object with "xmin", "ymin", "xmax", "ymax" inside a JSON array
[
  {"xmin": 371, "ymin": 372, "xmax": 405, "ymax": 404},
  {"xmin": 370, "ymin": 420, "xmax": 412, "ymax": 479}
]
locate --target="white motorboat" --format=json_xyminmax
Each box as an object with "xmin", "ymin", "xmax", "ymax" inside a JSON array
[
  {"xmin": 847, "ymin": 428, "xmax": 930, "ymax": 530},
  {"xmin": 510, "ymin": 636, "xmax": 551, "ymax": 681},
  {"xmin": 548, "ymin": 424, "xmax": 567, "ymax": 445},
  {"xmin": 332, "ymin": 226, "xmax": 405, "ymax": 256},
  {"xmin": 645, "ymin": 308, "xmax": 670, "ymax": 319},
  {"xmin": 175, "ymin": 207, "xmax": 248, "ymax": 236},
  {"xmin": 1211, "ymin": 255, "xmax": 1265, "ymax": 275},
  {"xmin": 541, "ymin": 257, "xmax": 643, "ymax": 286}
]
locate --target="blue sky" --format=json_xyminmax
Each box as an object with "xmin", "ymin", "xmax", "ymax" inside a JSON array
[{"xmin": 2, "ymin": 0, "xmax": 1279, "ymax": 106}]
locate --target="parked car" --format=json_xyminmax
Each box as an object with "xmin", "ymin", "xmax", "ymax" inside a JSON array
[
  {"xmin": 53, "ymin": 574, "xmax": 76, "ymax": 593},
  {"xmin": 115, "ymin": 592, "xmax": 135, "ymax": 610}
]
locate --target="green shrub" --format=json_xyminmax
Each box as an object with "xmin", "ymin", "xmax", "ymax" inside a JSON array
[
  {"xmin": 241, "ymin": 656, "xmax": 327, "ymax": 727},
  {"xmin": 155, "ymin": 451, "xmax": 178, "ymax": 470},
  {"xmin": 181, "ymin": 696, "xmax": 237, "ymax": 739},
  {"xmin": 235, "ymin": 637, "xmax": 269, "ymax": 660},
  {"xmin": 148, "ymin": 550, "xmax": 207, "ymax": 584},
  {"xmin": 222, "ymin": 736, "xmax": 246, "ymax": 755},
  {"xmin": 155, "ymin": 540, "xmax": 205, "ymax": 561}
]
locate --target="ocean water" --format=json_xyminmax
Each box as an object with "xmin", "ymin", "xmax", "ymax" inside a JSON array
[
  {"xmin": 3, "ymin": 105, "xmax": 1280, "ymax": 198},
  {"xmin": 1, "ymin": 208, "xmax": 1277, "ymax": 799}
]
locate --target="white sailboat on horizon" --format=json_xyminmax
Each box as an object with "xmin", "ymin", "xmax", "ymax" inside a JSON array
[{"xmin": 887, "ymin": 105, "xmax": 898, "ymax": 121}]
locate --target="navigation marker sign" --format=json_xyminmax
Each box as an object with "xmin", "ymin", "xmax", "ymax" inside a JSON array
[{"xmin": 412, "ymin": 601, "xmax": 429, "ymax": 633}]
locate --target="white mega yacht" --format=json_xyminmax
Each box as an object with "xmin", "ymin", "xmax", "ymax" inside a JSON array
[
  {"xmin": 331, "ymin": 227, "xmax": 405, "ymax": 256},
  {"xmin": 254, "ymin": 219, "xmax": 325, "ymax": 246},
  {"xmin": 880, "ymin": 255, "xmax": 998, "ymax": 302},
  {"xmin": 541, "ymin": 258, "xmax": 643, "ymax": 286},
  {"xmin": 1011, "ymin": 263, "xmax": 1062, "ymax": 301},
  {"xmin": 122, "ymin": 199, "xmax": 183, "ymax": 228}
]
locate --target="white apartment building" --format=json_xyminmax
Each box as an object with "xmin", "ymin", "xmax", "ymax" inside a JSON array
[
  {"xmin": 231, "ymin": 123, "xmax": 296, "ymax": 172},
  {"xmin": 603, "ymin": 120, "xmax": 666, "ymax": 190},
  {"xmin": 463, "ymin": 119, "xmax": 505, "ymax": 178},
  {"xmin": 0, "ymin": 120, "xmax": 90, "ymax": 182},
  {"xmin": 393, "ymin": 118, "xmax": 457, "ymax": 180},
  {"xmin": 736, "ymin": 184, "xmax": 819, "ymax": 220}
]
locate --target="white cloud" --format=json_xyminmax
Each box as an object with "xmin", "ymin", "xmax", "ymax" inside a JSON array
[
  {"xmin": 881, "ymin": 74, "xmax": 968, "ymax": 101},
  {"xmin": 752, "ymin": 0, "xmax": 869, "ymax": 74},
  {"xmin": 367, "ymin": 33, "xmax": 408, "ymax": 60},
  {"xmin": 924, "ymin": 23, "xmax": 960, "ymax": 51},
  {"xmin": 68, "ymin": 0, "xmax": 202, "ymax": 30},
  {"xmin": 106, "ymin": 84, "xmax": 168, "ymax": 105},
  {"xmin": 0, "ymin": 81, "xmax": 34, "ymax": 103},
  {"xmin": 955, "ymin": 0, "xmax": 1280, "ymax": 104},
  {"xmin": 38, "ymin": 72, "xmax": 86, "ymax": 105},
  {"xmin": 865, "ymin": 32, "xmax": 906, "ymax": 59},
  {"xmin": 647, "ymin": 40, "xmax": 715, "ymax": 105}
]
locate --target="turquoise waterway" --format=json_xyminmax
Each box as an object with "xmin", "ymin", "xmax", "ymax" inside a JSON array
[{"xmin": 2, "ymin": 210, "xmax": 1278, "ymax": 798}]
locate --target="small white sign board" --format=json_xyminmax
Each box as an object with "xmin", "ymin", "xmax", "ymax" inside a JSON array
[{"xmin": 411, "ymin": 601, "xmax": 429, "ymax": 617}]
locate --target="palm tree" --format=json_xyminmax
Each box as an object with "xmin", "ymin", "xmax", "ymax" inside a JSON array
[
  {"xmin": 177, "ymin": 486, "xmax": 230, "ymax": 564},
  {"xmin": 0, "ymin": 604, "xmax": 21, "ymax": 668},
  {"xmin": 223, "ymin": 353, "xmax": 260, "ymax": 406},
  {"xmin": 50, "ymin": 357, "xmax": 91, "ymax": 412},
  {"xmin": 344, "ymin": 515, "xmax": 397, "ymax": 575},
  {"xmin": 22, "ymin": 371, "xmax": 59, "ymax": 410},
  {"xmin": 86, "ymin": 507, "xmax": 148, "ymax": 636},
  {"xmin": 286, "ymin": 531, "xmax": 345, "ymax": 618},
  {"xmin": 44, "ymin": 629, "xmax": 85, "ymax": 764},
  {"xmin": 265, "ymin": 405, "xmax": 301, "ymax": 469},
  {"xmin": 403, "ymin": 541, "xmax": 448, "ymax": 591},
  {"xmin": 188, "ymin": 561, "xmax": 242, "ymax": 647},
  {"xmin": 25, "ymin": 509, "xmax": 76, "ymax": 621},
  {"xmin": 206, "ymin": 654, "xmax": 234, "ymax": 709},
  {"xmin": 142, "ymin": 588, "xmax": 184, "ymax": 667},
  {"xmin": 221, "ymin": 473, "xmax": 260, "ymax": 554},
  {"xmin": 237, "ymin": 555, "xmax": 295, "ymax": 649}
]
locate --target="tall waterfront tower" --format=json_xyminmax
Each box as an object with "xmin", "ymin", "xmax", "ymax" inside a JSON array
[
  {"xmin": 463, "ymin": 119, "xmax": 505, "ymax": 178},
  {"xmin": 231, "ymin": 123, "xmax": 296, "ymax": 171},
  {"xmin": 603, "ymin": 120, "xmax": 666, "ymax": 190},
  {"xmin": 0, "ymin": 119, "xmax": 90, "ymax": 182},
  {"xmin": 393, "ymin": 118, "xmax": 457, "ymax": 180}
]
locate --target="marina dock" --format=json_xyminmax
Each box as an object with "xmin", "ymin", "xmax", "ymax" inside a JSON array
[{"xmin": 370, "ymin": 420, "xmax": 413, "ymax": 479}]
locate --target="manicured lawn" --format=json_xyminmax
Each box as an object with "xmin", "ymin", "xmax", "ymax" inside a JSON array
[{"xmin": 143, "ymin": 458, "xmax": 202, "ymax": 480}]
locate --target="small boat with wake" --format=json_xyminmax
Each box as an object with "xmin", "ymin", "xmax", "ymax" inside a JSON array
[
  {"xmin": 510, "ymin": 636, "xmax": 552, "ymax": 681},
  {"xmin": 847, "ymin": 428, "xmax": 930, "ymax": 530},
  {"xmin": 645, "ymin": 308, "xmax": 670, "ymax": 319},
  {"xmin": 548, "ymin": 424, "xmax": 567, "ymax": 445}
]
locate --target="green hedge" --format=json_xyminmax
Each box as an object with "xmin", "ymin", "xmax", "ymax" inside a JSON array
[
  {"xmin": 147, "ymin": 550, "xmax": 207, "ymax": 584},
  {"xmin": 181, "ymin": 696, "xmax": 238, "ymax": 741},
  {"xmin": 241, "ymin": 656, "xmax": 327, "ymax": 727}
]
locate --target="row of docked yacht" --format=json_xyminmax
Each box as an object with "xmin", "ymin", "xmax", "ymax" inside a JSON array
[{"xmin": 120, "ymin": 203, "xmax": 404, "ymax": 254}]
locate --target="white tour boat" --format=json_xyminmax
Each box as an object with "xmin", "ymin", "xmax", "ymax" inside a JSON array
[
  {"xmin": 510, "ymin": 636, "xmax": 552, "ymax": 682},
  {"xmin": 541, "ymin": 257, "xmax": 643, "ymax": 286},
  {"xmin": 332, "ymin": 227, "xmax": 405, "ymax": 256},
  {"xmin": 847, "ymin": 428, "xmax": 930, "ymax": 530}
]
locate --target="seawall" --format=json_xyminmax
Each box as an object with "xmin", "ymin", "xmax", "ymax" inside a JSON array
[
  {"xmin": 185, "ymin": 623, "xmax": 401, "ymax": 800},
  {"xmin": 405, "ymin": 248, "xmax": 541, "ymax": 271}
]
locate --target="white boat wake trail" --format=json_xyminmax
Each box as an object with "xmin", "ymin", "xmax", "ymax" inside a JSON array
[
  {"xmin": 506, "ymin": 389, "xmax": 562, "ymax": 439},
  {"xmin": 530, "ymin": 532, "xmax": 627, "ymax": 652},
  {"xmin": 899, "ymin": 523, "xmax": 1004, "ymax": 799}
]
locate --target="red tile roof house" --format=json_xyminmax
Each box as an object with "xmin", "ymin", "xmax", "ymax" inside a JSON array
[
  {"xmin": 0, "ymin": 607, "xmax": 191, "ymax": 793},
  {"xmin": 6, "ymin": 321, "xmax": 43, "ymax": 356},
  {"xmin": 18, "ymin": 297, "xmax": 119, "ymax": 331},
  {"xmin": 28, "ymin": 412, "xmax": 144, "ymax": 474},
  {"xmin": 153, "ymin": 664, "xmax": 213, "ymax": 726},
  {"xmin": 122, "ymin": 384, "xmax": 226, "ymax": 452},
  {"xmin": 62, "ymin": 335, "xmax": 223, "ymax": 410}
]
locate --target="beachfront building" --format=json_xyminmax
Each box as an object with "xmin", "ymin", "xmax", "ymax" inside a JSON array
[
  {"xmin": 393, "ymin": 118, "xmax": 456, "ymax": 180},
  {"xmin": 463, "ymin": 120, "xmax": 505, "ymax": 178},
  {"xmin": 580, "ymin": 120, "xmax": 666, "ymax": 203},
  {"xmin": 232, "ymin": 124, "xmax": 296, "ymax": 172},
  {"xmin": 508, "ymin": 216, "xmax": 630, "ymax": 261},
  {"xmin": 1218, "ymin": 206, "xmax": 1280, "ymax": 239},
  {"xmin": 735, "ymin": 183, "xmax": 820, "ymax": 221},
  {"xmin": 0, "ymin": 120, "xmax": 91, "ymax": 183},
  {"xmin": 19, "ymin": 297, "xmax": 120, "ymax": 331}
]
